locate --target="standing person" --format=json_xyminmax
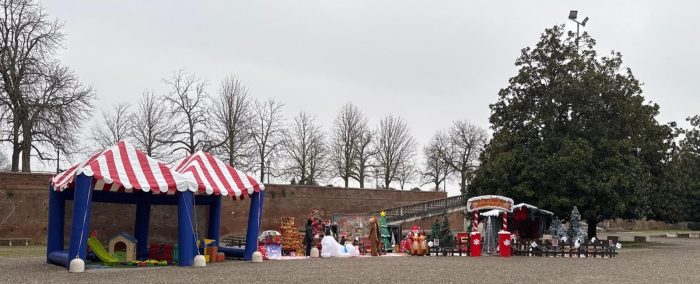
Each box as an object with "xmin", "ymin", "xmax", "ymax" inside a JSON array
[
  {"xmin": 309, "ymin": 209, "xmax": 323, "ymax": 250},
  {"xmin": 304, "ymin": 218, "xmax": 314, "ymax": 257},
  {"xmin": 369, "ymin": 216, "xmax": 381, "ymax": 256}
]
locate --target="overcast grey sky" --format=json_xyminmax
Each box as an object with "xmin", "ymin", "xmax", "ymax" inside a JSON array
[{"xmin": 37, "ymin": 0, "xmax": 700, "ymax": 195}]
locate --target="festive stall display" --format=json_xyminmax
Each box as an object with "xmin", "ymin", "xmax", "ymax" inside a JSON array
[
  {"xmin": 467, "ymin": 195, "xmax": 515, "ymax": 257},
  {"xmin": 280, "ymin": 217, "xmax": 303, "ymax": 255},
  {"xmin": 333, "ymin": 214, "xmax": 370, "ymax": 242},
  {"xmin": 258, "ymin": 230, "xmax": 282, "ymax": 260}
]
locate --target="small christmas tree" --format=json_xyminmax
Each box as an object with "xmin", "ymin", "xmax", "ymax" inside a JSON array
[
  {"xmin": 439, "ymin": 213, "xmax": 452, "ymax": 248},
  {"xmin": 568, "ymin": 206, "xmax": 587, "ymax": 243},
  {"xmin": 379, "ymin": 212, "xmax": 391, "ymax": 251},
  {"xmin": 430, "ymin": 218, "xmax": 441, "ymax": 245},
  {"xmin": 548, "ymin": 217, "xmax": 567, "ymax": 239}
]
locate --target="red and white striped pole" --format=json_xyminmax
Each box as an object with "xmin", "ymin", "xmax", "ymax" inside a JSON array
[
  {"xmin": 473, "ymin": 210, "xmax": 479, "ymax": 233},
  {"xmin": 502, "ymin": 212, "xmax": 508, "ymax": 232}
]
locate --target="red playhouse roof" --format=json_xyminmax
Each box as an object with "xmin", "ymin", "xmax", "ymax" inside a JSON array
[
  {"xmin": 51, "ymin": 141, "xmax": 195, "ymax": 193},
  {"xmin": 173, "ymin": 151, "xmax": 264, "ymax": 199}
]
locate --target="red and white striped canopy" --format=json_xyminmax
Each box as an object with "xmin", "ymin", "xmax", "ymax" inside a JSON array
[
  {"xmin": 174, "ymin": 151, "xmax": 264, "ymax": 199},
  {"xmin": 51, "ymin": 141, "xmax": 195, "ymax": 193}
]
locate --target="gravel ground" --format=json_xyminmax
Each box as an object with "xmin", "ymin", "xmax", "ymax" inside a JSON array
[{"xmin": 1, "ymin": 237, "xmax": 698, "ymax": 284}]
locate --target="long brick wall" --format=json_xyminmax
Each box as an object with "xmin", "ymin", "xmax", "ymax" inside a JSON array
[{"xmin": 0, "ymin": 172, "xmax": 446, "ymax": 244}]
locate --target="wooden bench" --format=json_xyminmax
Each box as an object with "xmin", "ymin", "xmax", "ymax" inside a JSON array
[
  {"xmin": 0, "ymin": 238, "xmax": 31, "ymax": 246},
  {"xmin": 221, "ymin": 236, "xmax": 246, "ymax": 247}
]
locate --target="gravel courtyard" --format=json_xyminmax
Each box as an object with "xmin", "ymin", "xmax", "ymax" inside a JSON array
[{"xmin": 1, "ymin": 236, "xmax": 698, "ymax": 284}]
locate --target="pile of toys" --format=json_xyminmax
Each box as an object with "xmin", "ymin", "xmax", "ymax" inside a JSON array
[
  {"xmin": 200, "ymin": 239, "xmax": 226, "ymax": 263},
  {"xmin": 149, "ymin": 242, "xmax": 176, "ymax": 263},
  {"xmin": 280, "ymin": 217, "xmax": 303, "ymax": 256},
  {"xmin": 127, "ymin": 259, "xmax": 168, "ymax": 267}
]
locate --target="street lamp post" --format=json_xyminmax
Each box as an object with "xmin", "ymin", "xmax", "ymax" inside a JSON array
[{"xmin": 568, "ymin": 10, "xmax": 589, "ymax": 50}]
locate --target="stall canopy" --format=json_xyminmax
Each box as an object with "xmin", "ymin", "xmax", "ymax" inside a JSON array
[
  {"xmin": 173, "ymin": 151, "xmax": 264, "ymax": 198},
  {"xmin": 51, "ymin": 141, "xmax": 195, "ymax": 193}
]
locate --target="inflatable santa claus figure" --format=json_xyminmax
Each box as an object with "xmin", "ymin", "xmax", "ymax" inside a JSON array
[{"xmin": 405, "ymin": 226, "xmax": 421, "ymax": 255}]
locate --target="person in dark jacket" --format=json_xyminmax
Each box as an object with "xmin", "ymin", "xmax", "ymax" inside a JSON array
[{"xmin": 305, "ymin": 218, "xmax": 314, "ymax": 257}]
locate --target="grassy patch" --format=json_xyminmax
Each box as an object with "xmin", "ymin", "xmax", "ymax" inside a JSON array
[{"xmin": 0, "ymin": 245, "xmax": 46, "ymax": 258}]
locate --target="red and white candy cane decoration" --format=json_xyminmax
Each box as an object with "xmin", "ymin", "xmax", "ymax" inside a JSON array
[
  {"xmin": 502, "ymin": 211, "xmax": 508, "ymax": 232},
  {"xmin": 473, "ymin": 210, "xmax": 479, "ymax": 233}
]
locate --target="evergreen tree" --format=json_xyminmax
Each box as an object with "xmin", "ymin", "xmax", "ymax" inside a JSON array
[
  {"xmin": 568, "ymin": 206, "xmax": 587, "ymax": 243},
  {"xmin": 469, "ymin": 25, "xmax": 674, "ymax": 238},
  {"xmin": 547, "ymin": 217, "xmax": 567, "ymax": 239},
  {"xmin": 430, "ymin": 218, "xmax": 442, "ymax": 245},
  {"xmin": 439, "ymin": 213, "xmax": 453, "ymax": 247}
]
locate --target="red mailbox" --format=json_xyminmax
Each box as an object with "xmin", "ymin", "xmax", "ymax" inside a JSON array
[
  {"xmin": 498, "ymin": 231, "xmax": 511, "ymax": 257},
  {"xmin": 470, "ymin": 232, "xmax": 481, "ymax": 257}
]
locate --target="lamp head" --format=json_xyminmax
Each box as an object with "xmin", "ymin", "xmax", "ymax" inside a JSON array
[{"xmin": 581, "ymin": 17, "xmax": 589, "ymax": 26}]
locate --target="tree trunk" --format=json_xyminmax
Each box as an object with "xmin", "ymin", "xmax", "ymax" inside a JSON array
[
  {"xmin": 11, "ymin": 124, "xmax": 20, "ymax": 172},
  {"xmin": 460, "ymin": 173, "xmax": 468, "ymax": 194},
  {"xmin": 260, "ymin": 159, "xmax": 265, "ymax": 183},
  {"xmin": 343, "ymin": 177, "xmax": 349, "ymax": 188},
  {"xmin": 586, "ymin": 218, "xmax": 598, "ymax": 239},
  {"xmin": 21, "ymin": 129, "xmax": 32, "ymax": 172}
]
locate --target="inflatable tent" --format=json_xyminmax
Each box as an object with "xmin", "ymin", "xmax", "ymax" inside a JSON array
[
  {"xmin": 173, "ymin": 151, "xmax": 264, "ymax": 259},
  {"xmin": 47, "ymin": 141, "xmax": 265, "ymax": 270}
]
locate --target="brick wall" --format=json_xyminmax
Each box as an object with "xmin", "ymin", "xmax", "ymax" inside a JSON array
[{"xmin": 0, "ymin": 172, "xmax": 446, "ymax": 244}]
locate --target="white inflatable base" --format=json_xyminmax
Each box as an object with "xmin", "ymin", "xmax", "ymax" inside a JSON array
[
  {"xmin": 252, "ymin": 251, "xmax": 263, "ymax": 263},
  {"xmin": 69, "ymin": 258, "xmax": 85, "ymax": 273},
  {"xmin": 193, "ymin": 255, "xmax": 206, "ymax": 267},
  {"xmin": 310, "ymin": 247, "xmax": 320, "ymax": 258}
]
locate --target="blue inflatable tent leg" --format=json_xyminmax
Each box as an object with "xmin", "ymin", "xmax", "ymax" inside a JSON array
[
  {"xmin": 134, "ymin": 198, "xmax": 151, "ymax": 259},
  {"xmin": 47, "ymin": 185, "xmax": 65, "ymax": 263},
  {"xmin": 68, "ymin": 174, "xmax": 93, "ymax": 263},
  {"xmin": 244, "ymin": 190, "xmax": 264, "ymax": 260},
  {"xmin": 178, "ymin": 191, "xmax": 195, "ymax": 266},
  {"xmin": 208, "ymin": 195, "xmax": 222, "ymax": 246}
]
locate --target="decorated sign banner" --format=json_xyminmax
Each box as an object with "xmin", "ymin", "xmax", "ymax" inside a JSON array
[{"xmin": 466, "ymin": 195, "xmax": 514, "ymax": 213}]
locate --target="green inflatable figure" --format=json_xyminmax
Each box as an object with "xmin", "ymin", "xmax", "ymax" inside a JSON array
[{"xmin": 379, "ymin": 211, "xmax": 391, "ymax": 252}]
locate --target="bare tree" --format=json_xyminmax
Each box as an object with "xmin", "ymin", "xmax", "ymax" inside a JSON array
[
  {"xmin": 0, "ymin": 146, "xmax": 9, "ymax": 170},
  {"xmin": 374, "ymin": 114, "xmax": 417, "ymax": 189},
  {"xmin": 162, "ymin": 70, "xmax": 209, "ymax": 156},
  {"xmin": 395, "ymin": 158, "xmax": 418, "ymax": 190},
  {"xmin": 330, "ymin": 103, "xmax": 366, "ymax": 187},
  {"xmin": 91, "ymin": 103, "xmax": 131, "ymax": 149},
  {"xmin": 422, "ymin": 134, "xmax": 450, "ymax": 191},
  {"xmin": 282, "ymin": 112, "xmax": 327, "ymax": 185},
  {"xmin": 437, "ymin": 120, "xmax": 488, "ymax": 194},
  {"xmin": 131, "ymin": 91, "xmax": 171, "ymax": 159},
  {"xmin": 352, "ymin": 127, "xmax": 374, "ymax": 188},
  {"xmin": 210, "ymin": 76, "xmax": 253, "ymax": 168},
  {"xmin": 0, "ymin": 0, "xmax": 93, "ymax": 172},
  {"xmin": 250, "ymin": 98, "xmax": 284, "ymax": 183}
]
